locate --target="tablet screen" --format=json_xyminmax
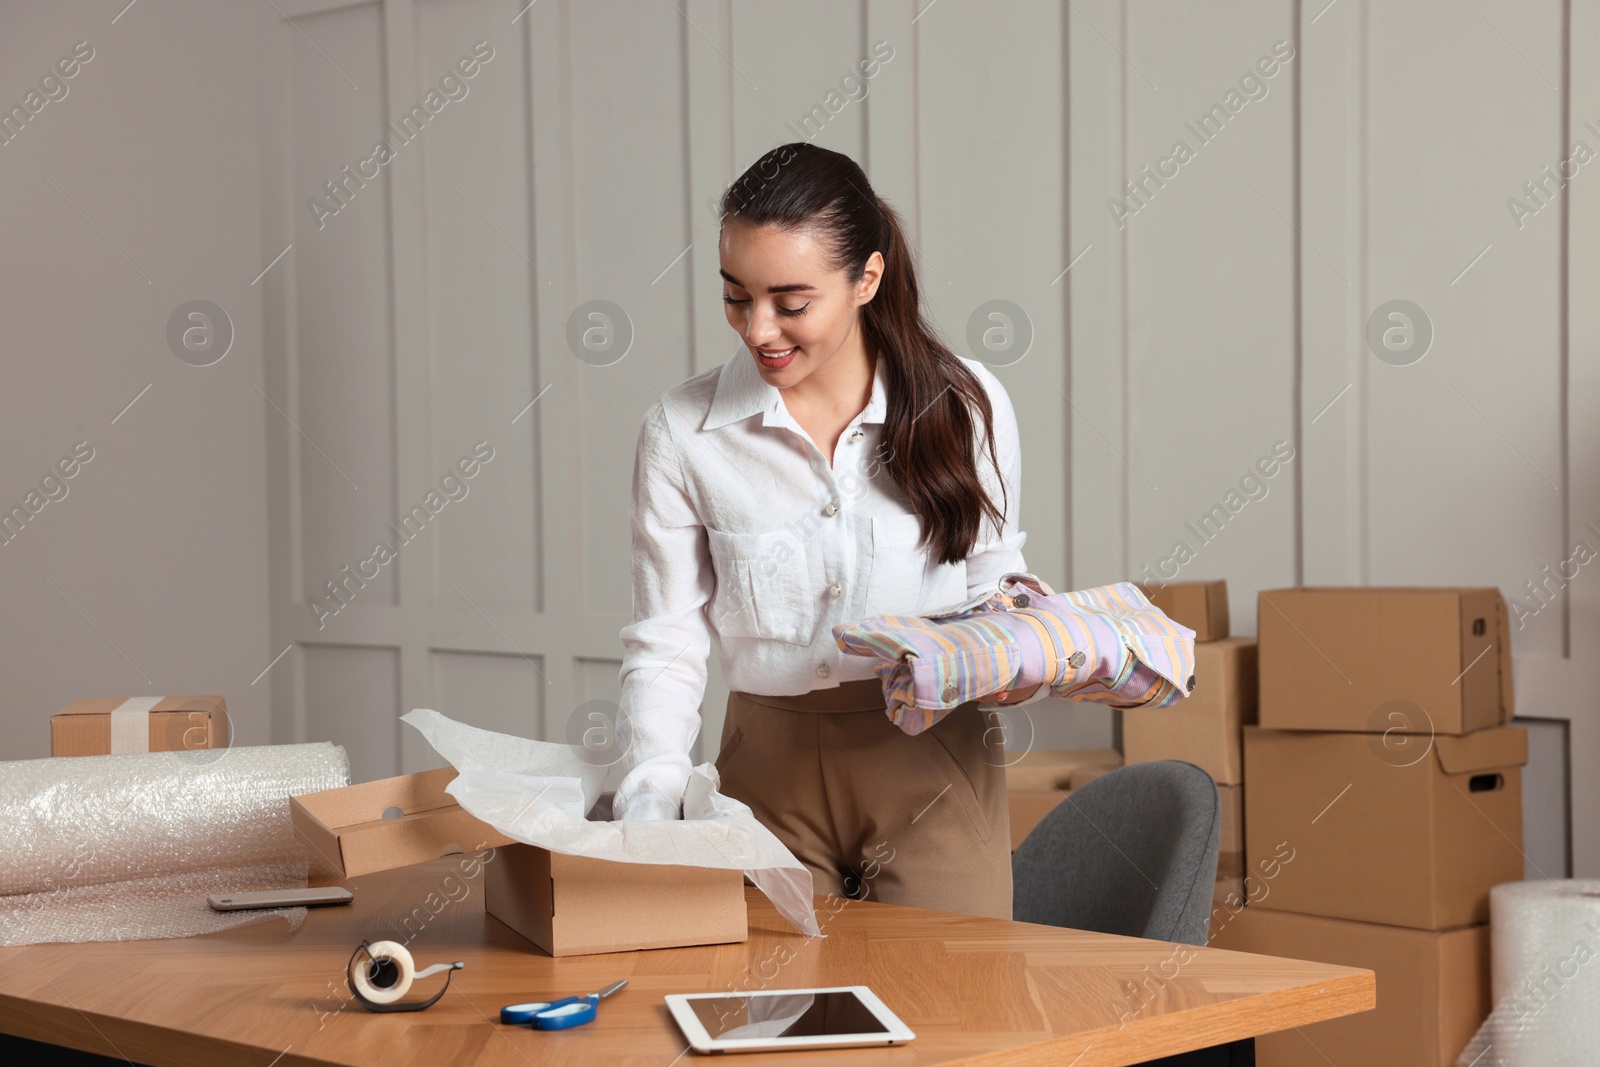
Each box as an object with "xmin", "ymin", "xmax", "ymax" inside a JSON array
[{"xmin": 687, "ymin": 991, "xmax": 891, "ymax": 1039}]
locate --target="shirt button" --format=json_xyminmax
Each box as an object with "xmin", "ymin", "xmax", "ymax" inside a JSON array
[
  {"xmin": 817, "ymin": 664, "xmax": 831, "ymax": 678},
  {"xmin": 822, "ymin": 501, "xmax": 839, "ymax": 517},
  {"xmin": 1012, "ymin": 593, "xmax": 1031, "ymax": 608},
  {"xmin": 942, "ymin": 684, "xmax": 957, "ymax": 703},
  {"xmin": 1068, "ymin": 651, "xmax": 1087, "ymax": 669},
  {"xmin": 1187, "ymin": 675, "xmax": 1197, "ymax": 692},
  {"xmin": 828, "ymin": 582, "xmax": 843, "ymax": 598},
  {"xmin": 849, "ymin": 429, "xmax": 865, "ymax": 442}
]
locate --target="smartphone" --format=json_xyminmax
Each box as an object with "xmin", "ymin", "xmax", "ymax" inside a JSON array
[
  {"xmin": 207, "ymin": 886, "xmax": 354, "ymax": 911},
  {"xmin": 665, "ymin": 986, "xmax": 915, "ymax": 1054}
]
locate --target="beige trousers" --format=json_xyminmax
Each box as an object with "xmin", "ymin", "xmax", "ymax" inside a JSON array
[{"xmin": 715, "ymin": 679, "xmax": 1013, "ymax": 921}]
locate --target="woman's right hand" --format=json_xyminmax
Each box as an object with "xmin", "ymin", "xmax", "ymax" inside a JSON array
[{"xmin": 612, "ymin": 785, "xmax": 684, "ymax": 821}]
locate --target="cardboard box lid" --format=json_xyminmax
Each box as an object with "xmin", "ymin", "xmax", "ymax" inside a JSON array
[
  {"xmin": 53, "ymin": 695, "xmax": 227, "ymax": 717},
  {"xmin": 1434, "ymin": 726, "xmax": 1527, "ymax": 775}
]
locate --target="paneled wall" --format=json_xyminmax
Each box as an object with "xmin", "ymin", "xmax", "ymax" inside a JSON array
[{"xmin": 259, "ymin": 0, "xmax": 1599, "ymax": 873}]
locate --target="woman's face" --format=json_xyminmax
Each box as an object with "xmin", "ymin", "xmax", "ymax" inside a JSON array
[{"xmin": 718, "ymin": 219, "xmax": 882, "ymax": 390}]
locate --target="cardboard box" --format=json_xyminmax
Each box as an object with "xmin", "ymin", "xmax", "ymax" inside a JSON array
[
  {"xmin": 51, "ymin": 695, "xmax": 230, "ymax": 756},
  {"xmin": 485, "ymin": 843, "xmax": 747, "ymax": 956},
  {"xmin": 1136, "ymin": 579, "xmax": 1229, "ymax": 641},
  {"xmin": 1122, "ymin": 638, "xmax": 1258, "ymax": 783},
  {"xmin": 1066, "ymin": 762, "xmax": 1121, "ymax": 790},
  {"xmin": 1008, "ymin": 789, "xmax": 1068, "ymax": 851},
  {"xmin": 290, "ymin": 768, "xmax": 515, "ymax": 879},
  {"xmin": 1219, "ymin": 783, "xmax": 1242, "ymax": 855},
  {"xmin": 1258, "ymin": 587, "xmax": 1514, "ymax": 734},
  {"xmin": 1210, "ymin": 908, "xmax": 1489, "ymax": 1067},
  {"xmin": 1243, "ymin": 726, "xmax": 1526, "ymax": 929},
  {"xmin": 1004, "ymin": 747, "xmax": 1120, "ymax": 791}
]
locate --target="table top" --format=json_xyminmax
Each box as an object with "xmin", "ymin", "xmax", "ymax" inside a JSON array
[{"xmin": 0, "ymin": 857, "xmax": 1373, "ymax": 1066}]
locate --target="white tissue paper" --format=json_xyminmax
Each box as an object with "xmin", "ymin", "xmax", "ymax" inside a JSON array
[{"xmin": 401, "ymin": 709, "xmax": 822, "ymax": 938}]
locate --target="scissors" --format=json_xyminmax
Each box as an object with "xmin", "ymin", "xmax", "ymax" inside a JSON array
[{"xmin": 500, "ymin": 979, "xmax": 628, "ymax": 1030}]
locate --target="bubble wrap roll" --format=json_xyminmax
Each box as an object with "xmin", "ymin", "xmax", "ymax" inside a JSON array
[
  {"xmin": 1456, "ymin": 880, "xmax": 1600, "ymax": 1067},
  {"xmin": 0, "ymin": 743, "xmax": 349, "ymax": 945}
]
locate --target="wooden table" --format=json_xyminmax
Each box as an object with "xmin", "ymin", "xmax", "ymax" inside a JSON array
[{"xmin": 0, "ymin": 857, "xmax": 1373, "ymax": 1066}]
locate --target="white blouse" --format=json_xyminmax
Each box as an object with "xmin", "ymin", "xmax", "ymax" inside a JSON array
[{"xmin": 612, "ymin": 350, "xmax": 1028, "ymax": 819}]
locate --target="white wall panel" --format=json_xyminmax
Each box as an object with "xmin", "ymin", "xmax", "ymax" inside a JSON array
[{"xmin": 258, "ymin": 0, "xmax": 1596, "ymax": 867}]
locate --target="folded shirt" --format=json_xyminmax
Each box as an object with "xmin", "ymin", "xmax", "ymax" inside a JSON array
[{"xmin": 832, "ymin": 573, "xmax": 1198, "ymax": 735}]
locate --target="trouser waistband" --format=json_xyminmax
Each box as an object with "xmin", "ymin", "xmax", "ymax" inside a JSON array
[{"xmin": 731, "ymin": 679, "xmax": 886, "ymax": 713}]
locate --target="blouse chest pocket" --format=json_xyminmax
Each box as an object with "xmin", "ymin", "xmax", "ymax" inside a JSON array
[
  {"xmin": 705, "ymin": 526, "xmax": 816, "ymax": 644},
  {"xmin": 865, "ymin": 514, "xmax": 933, "ymax": 615}
]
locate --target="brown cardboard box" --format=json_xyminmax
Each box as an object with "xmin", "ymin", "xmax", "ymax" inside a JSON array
[
  {"xmin": 1210, "ymin": 908, "xmax": 1489, "ymax": 1067},
  {"xmin": 1243, "ymin": 726, "xmax": 1526, "ymax": 929},
  {"xmin": 1066, "ymin": 762, "xmax": 1121, "ymax": 790},
  {"xmin": 1123, "ymin": 638, "xmax": 1258, "ymax": 784},
  {"xmin": 1219, "ymin": 784, "xmax": 1242, "ymax": 855},
  {"xmin": 1137, "ymin": 579, "xmax": 1229, "ymax": 641},
  {"xmin": 1258, "ymin": 587, "xmax": 1514, "ymax": 734},
  {"xmin": 51, "ymin": 695, "xmax": 229, "ymax": 756},
  {"xmin": 1004, "ymin": 747, "xmax": 1120, "ymax": 791},
  {"xmin": 290, "ymin": 768, "xmax": 515, "ymax": 879},
  {"xmin": 1008, "ymin": 789, "xmax": 1068, "ymax": 851},
  {"xmin": 485, "ymin": 843, "xmax": 748, "ymax": 956}
]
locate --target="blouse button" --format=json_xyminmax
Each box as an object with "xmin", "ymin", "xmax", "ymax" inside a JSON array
[
  {"xmin": 816, "ymin": 663, "xmax": 831, "ymax": 678},
  {"xmin": 822, "ymin": 500, "xmax": 839, "ymax": 517},
  {"xmin": 1013, "ymin": 592, "xmax": 1031, "ymax": 608},
  {"xmin": 848, "ymin": 429, "xmax": 865, "ymax": 442},
  {"xmin": 942, "ymin": 684, "xmax": 958, "ymax": 704},
  {"xmin": 1068, "ymin": 651, "xmax": 1087, "ymax": 669},
  {"xmin": 828, "ymin": 582, "xmax": 843, "ymax": 598}
]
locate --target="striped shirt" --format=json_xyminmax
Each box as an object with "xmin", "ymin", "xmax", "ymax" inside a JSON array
[{"xmin": 832, "ymin": 573, "xmax": 1197, "ymax": 735}]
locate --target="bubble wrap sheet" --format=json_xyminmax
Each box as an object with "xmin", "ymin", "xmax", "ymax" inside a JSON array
[
  {"xmin": 1457, "ymin": 880, "xmax": 1600, "ymax": 1066},
  {"xmin": 402, "ymin": 709, "xmax": 822, "ymax": 938},
  {"xmin": 0, "ymin": 743, "xmax": 349, "ymax": 945}
]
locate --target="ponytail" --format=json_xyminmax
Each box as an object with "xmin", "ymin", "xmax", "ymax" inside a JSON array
[{"xmin": 720, "ymin": 144, "xmax": 1006, "ymax": 565}]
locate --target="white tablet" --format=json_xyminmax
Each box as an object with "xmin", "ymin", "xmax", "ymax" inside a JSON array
[{"xmin": 665, "ymin": 986, "xmax": 916, "ymax": 1054}]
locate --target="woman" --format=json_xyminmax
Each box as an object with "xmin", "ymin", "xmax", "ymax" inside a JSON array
[{"xmin": 612, "ymin": 143, "xmax": 1037, "ymax": 921}]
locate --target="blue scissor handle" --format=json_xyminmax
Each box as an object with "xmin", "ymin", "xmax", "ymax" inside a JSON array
[
  {"xmin": 501, "ymin": 999, "xmax": 564, "ymax": 1025},
  {"xmin": 531, "ymin": 996, "xmax": 598, "ymax": 1030}
]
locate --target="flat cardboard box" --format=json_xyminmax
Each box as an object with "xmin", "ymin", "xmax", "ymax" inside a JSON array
[
  {"xmin": 485, "ymin": 842, "xmax": 747, "ymax": 956},
  {"xmin": 1008, "ymin": 789, "xmax": 1068, "ymax": 851},
  {"xmin": 290, "ymin": 768, "xmax": 514, "ymax": 879},
  {"xmin": 51, "ymin": 695, "xmax": 229, "ymax": 756},
  {"xmin": 1258, "ymin": 587, "xmax": 1514, "ymax": 734},
  {"xmin": 1122, "ymin": 638, "xmax": 1258, "ymax": 783},
  {"xmin": 1243, "ymin": 726, "xmax": 1526, "ymax": 929},
  {"xmin": 1003, "ymin": 747, "xmax": 1120, "ymax": 791},
  {"xmin": 1136, "ymin": 579, "xmax": 1229, "ymax": 641},
  {"xmin": 1210, "ymin": 907, "xmax": 1489, "ymax": 1067}
]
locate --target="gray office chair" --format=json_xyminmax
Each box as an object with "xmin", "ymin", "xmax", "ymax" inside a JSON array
[{"xmin": 1013, "ymin": 759, "xmax": 1221, "ymax": 946}]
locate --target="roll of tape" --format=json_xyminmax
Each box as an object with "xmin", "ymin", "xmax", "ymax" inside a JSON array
[
  {"xmin": 109, "ymin": 696, "xmax": 163, "ymax": 754},
  {"xmin": 350, "ymin": 940, "xmax": 415, "ymax": 1005}
]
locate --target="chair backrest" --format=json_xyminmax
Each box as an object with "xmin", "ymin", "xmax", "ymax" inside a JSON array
[{"xmin": 1012, "ymin": 760, "xmax": 1221, "ymax": 945}]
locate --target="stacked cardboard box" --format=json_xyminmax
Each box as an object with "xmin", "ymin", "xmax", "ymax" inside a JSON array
[
  {"xmin": 1005, "ymin": 747, "xmax": 1121, "ymax": 851},
  {"xmin": 1212, "ymin": 587, "xmax": 1521, "ymax": 1067},
  {"xmin": 1125, "ymin": 580, "xmax": 1251, "ymax": 903}
]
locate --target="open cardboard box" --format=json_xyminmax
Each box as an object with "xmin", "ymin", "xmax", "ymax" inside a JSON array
[
  {"xmin": 291, "ymin": 769, "xmax": 752, "ymax": 956},
  {"xmin": 290, "ymin": 767, "xmax": 515, "ymax": 879},
  {"xmin": 485, "ymin": 843, "xmax": 748, "ymax": 957}
]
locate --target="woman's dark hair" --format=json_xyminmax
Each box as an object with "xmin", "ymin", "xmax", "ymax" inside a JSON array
[{"xmin": 719, "ymin": 142, "xmax": 1006, "ymax": 566}]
